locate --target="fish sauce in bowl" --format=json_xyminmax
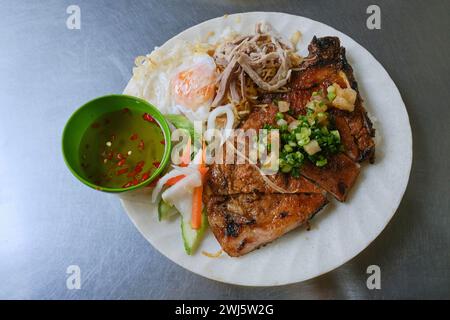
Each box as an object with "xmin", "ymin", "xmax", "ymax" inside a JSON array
[{"xmin": 79, "ymin": 108, "xmax": 165, "ymax": 189}]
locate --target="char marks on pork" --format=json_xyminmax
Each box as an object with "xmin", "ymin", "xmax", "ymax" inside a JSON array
[{"xmin": 206, "ymin": 193, "xmax": 328, "ymax": 257}]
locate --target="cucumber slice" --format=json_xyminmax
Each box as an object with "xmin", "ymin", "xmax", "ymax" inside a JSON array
[
  {"xmin": 165, "ymin": 114, "xmax": 197, "ymax": 141},
  {"xmin": 158, "ymin": 199, "xmax": 178, "ymax": 221},
  {"xmin": 181, "ymin": 210, "xmax": 208, "ymax": 255}
]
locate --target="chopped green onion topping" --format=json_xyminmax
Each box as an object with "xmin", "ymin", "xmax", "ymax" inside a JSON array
[
  {"xmin": 331, "ymin": 130, "xmax": 340, "ymax": 142},
  {"xmin": 263, "ymin": 92, "xmax": 342, "ymax": 176},
  {"xmin": 316, "ymin": 158, "xmax": 328, "ymax": 167},
  {"xmin": 327, "ymin": 92, "xmax": 336, "ymax": 101}
]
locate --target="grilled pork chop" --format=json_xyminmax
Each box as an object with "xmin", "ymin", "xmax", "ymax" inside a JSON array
[
  {"xmin": 204, "ymin": 106, "xmax": 328, "ymax": 256},
  {"xmin": 263, "ymin": 36, "xmax": 375, "ymax": 163},
  {"xmin": 205, "ymin": 192, "xmax": 328, "ymax": 256},
  {"xmin": 204, "ymin": 36, "xmax": 373, "ymax": 256},
  {"xmin": 203, "ymin": 105, "xmax": 329, "ymax": 256},
  {"xmin": 203, "ymin": 104, "xmax": 360, "ymax": 256}
]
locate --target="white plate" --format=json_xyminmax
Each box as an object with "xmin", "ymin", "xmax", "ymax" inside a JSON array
[{"xmin": 120, "ymin": 12, "xmax": 412, "ymax": 286}]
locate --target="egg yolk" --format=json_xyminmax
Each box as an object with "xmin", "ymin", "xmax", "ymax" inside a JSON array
[{"xmin": 171, "ymin": 63, "xmax": 216, "ymax": 111}]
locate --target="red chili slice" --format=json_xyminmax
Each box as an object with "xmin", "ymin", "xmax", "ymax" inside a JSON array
[
  {"xmin": 117, "ymin": 159, "xmax": 126, "ymax": 167},
  {"xmin": 116, "ymin": 168, "xmax": 129, "ymax": 176},
  {"xmin": 138, "ymin": 140, "xmax": 145, "ymax": 151},
  {"xmin": 143, "ymin": 113, "xmax": 155, "ymax": 123},
  {"xmin": 130, "ymin": 133, "xmax": 138, "ymax": 141},
  {"xmin": 127, "ymin": 161, "xmax": 144, "ymax": 176},
  {"xmin": 117, "ymin": 153, "xmax": 124, "ymax": 160},
  {"xmin": 136, "ymin": 161, "xmax": 145, "ymax": 168},
  {"xmin": 132, "ymin": 178, "xmax": 139, "ymax": 186},
  {"xmin": 160, "ymin": 139, "xmax": 165, "ymax": 145},
  {"xmin": 153, "ymin": 161, "xmax": 161, "ymax": 168},
  {"xmin": 122, "ymin": 107, "xmax": 130, "ymax": 114},
  {"xmin": 122, "ymin": 181, "xmax": 133, "ymax": 188},
  {"xmin": 141, "ymin": 172, "xmax": 150, "ymax": 181}
]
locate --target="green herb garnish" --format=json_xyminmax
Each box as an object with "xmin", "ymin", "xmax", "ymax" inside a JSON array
[{"xmin": 262, "ymin": 103, "xmax": 342, "ymax": 176}]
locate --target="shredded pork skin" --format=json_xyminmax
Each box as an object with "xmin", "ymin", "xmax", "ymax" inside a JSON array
[{"xmin": 212, "ymin": 23, "xmax": 299, "ymax": 108}]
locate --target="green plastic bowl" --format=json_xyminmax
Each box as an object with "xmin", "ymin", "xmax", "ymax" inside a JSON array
[{"xmin": 62, "ymin": 94, "xmax": 172, "ymax": 193}]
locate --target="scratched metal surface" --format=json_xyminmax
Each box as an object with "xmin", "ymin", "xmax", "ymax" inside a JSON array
[{"xmin": 0, "ymin": 0, "xmax": 448, "ymax": 299}]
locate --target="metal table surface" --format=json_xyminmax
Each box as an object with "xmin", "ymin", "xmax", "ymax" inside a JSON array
[{"xmin": 0, "ymin": 0, "xmax": 449, "ymax": 299}]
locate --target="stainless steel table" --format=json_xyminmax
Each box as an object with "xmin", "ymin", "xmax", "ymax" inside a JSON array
[{"xmin": 0, "ymin": 0, "xmax": 448, "ymax": 299}]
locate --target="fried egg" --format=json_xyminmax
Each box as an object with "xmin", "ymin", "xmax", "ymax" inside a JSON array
[
  {"xmin": 170, "ymin": 55, "xmax": 217, "ymax": 121},
  {"xmin": 128, "ymin": 41, "xmax": 217, "ymax": 122}
]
